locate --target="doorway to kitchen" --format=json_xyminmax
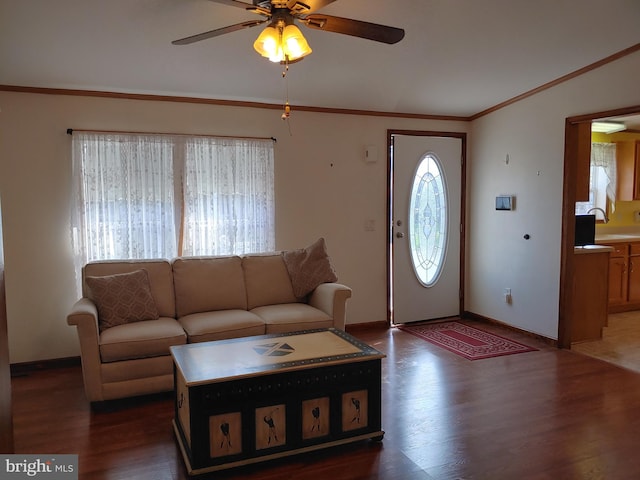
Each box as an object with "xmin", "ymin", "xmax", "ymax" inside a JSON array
[{"xmin": 559, "ymin": 105, "xmax": 640, "ymax": 347}]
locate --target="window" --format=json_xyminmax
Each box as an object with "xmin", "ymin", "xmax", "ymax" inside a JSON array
[
  {"xmin": 408, "ymin": 153, "xmax": 448, "ymax": 287},
  {"xmin": 71, "ymin": 132, "xmax": 274, "ymax": 270},
  {"xmin": 575, "ymin": 142, "xmax": 617, "ymax": 218}
]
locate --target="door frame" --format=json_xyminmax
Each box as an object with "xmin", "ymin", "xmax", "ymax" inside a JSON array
[
  {"xmin": 386, "ymin": 130, "xmax": 467, "ymax": 325},
  {"xmin": 559, "ymin": 105, "xmax": 640, "ymax": 347}
]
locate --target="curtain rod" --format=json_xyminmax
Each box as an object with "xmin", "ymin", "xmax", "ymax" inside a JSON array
[{"xmin": 66, "ymin": 128, "xmax": 276, "ymax": 142}]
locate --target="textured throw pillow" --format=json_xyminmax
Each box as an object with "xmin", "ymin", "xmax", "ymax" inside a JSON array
[
  {"xmin": 85, "ymin": 269, "xmax": 159, "ymax": 332},
  {"xmin": 282, "ymin": 238, "xmax": 338, "ymax": 298}
]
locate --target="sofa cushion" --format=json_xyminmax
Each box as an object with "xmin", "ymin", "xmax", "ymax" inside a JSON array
[
  {"xmin": 83, "ymin": 259, "xmax": 176, "ymax": 319},
  {"xmin": 86, "ymin": 269, "xmax": 159, "ymax": 332},
  {"xmin": 243, "ymin": 254, "xmax": 298, "ymax": 309},
  {"xmin": 282, "ymin": 237, "xmax": 338, "ymax": 298},
  {"xmin": 252, "ymin": 303, "xmax": 333, "ymax": 334},
  {"xmin": 173, "ymin": 256, "xmax": 247, "ymax": 317},
  {"xmin": 99, "ymin": 317, "xmax": 186, "ymax": 363},
  {"xmin": 179, "ymin": 310, "xmax": 265, "ymax": 343}
]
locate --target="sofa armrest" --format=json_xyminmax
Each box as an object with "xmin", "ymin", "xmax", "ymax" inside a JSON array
[
  {"xmin": 308, "ymin": 283, "xmax": 352, "ymax": 331},
  {"xmin": 67, "ymin": 298, "xmax": 104, "ymax": 401},
  {"xmin": 67, "ymin": 297, "xmax": 98, "ymax": 326}
]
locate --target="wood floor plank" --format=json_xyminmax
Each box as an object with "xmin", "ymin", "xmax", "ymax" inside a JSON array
[{"xmin": 11, "ymin": 320, "xmax": 640, "ymax": 479}]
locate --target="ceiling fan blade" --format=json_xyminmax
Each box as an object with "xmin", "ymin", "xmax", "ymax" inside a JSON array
[
  {"xmin": 303, "ymin": 14, "xmax": 405, "ymax": 44},
  {"xmin": 206, "ymin": 0, "xmax": 272, "ymax": 16},
  {"xmin": 286, "ymin": 0, "xmax": 337, "ymax": 14},
  {"xmin": 206, "ymin": 0, "xmax": 255, "ymax": 10},
  {"xmin": 172, "ymin": 19, "xmax": 267, "ymax": 45}
]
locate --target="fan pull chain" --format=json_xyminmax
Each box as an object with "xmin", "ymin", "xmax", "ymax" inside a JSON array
[
  {"xmin": 281, "ymin": 60, "xmax": 290, "ymax": 120},
  {"xmin": 281, "ymin": 58, "xmax": 293, "ymax": 135}
]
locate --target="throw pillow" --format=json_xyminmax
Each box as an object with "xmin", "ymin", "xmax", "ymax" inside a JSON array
[
  {"xmin": 282, "ymin": 237, "xmax": 338, "ymax": 298},
  {"xmin": 85, "ymin": 269, "xmax": 159, "ymax": 332}
]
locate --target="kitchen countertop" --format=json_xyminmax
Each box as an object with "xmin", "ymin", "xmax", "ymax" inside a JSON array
[
  {"xmin": 575, "ymin": 232, "xmax": 640, "ymax": 253},
  {"xmin": 574, "ymin": 244, "xmax": 614, "ymax": 254},
  {"xmin": 595, "ymin": 233, "xmax": 640, "ymax": 244}
]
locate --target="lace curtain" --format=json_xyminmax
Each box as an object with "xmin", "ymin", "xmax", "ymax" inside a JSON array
[
  {"xmin": 182, "ymin": 137, "xmax": 275, "ymax": 256},
  {"xmin": 71, "ymin": 132, "xmax": 274, "ymax": 280},
  {"xmin": 591, "ymin": 142, "xmax": 617, "ymax": 208}
]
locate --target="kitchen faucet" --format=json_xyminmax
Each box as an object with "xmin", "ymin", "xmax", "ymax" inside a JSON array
[{"xmin": 587, "ymin": 207, "xmax": 609, "ymax": 223}]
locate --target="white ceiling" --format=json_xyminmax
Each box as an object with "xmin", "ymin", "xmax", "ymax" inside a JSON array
[{"xmin": 1, "ymin": 0, "xmax": 640, "ymax": 118}]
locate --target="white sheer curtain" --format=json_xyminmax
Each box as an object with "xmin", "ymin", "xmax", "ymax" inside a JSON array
[
  {"xmin": 575, "ymin": 142, "xmax": 618, "ymax": 216},
  {"xmin": 71, "ymin": 132, "xmax": 178, "ymax": 270},
  {"xmin": 591, "ymin": 142, "xmax": 617, "ymax": 208},
  {"xmin": 182, "ymin": 137, "xmax": 275, "ymax": 256},
  {"xmin": 71, "ymin": 132, "xmax": 275, "ymax": 283}
]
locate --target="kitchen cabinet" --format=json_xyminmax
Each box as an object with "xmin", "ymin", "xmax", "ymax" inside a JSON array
[
  {"xmin": 607, "ymin": 243, "xmax": 628, "ymax": 306},
  {"xmin": 602, "ymin": 241, "xmax": 640, "ymax": 312},
  {"xmin": 628, "ymin": 243, "xmax": 640, "ymax": 303},
  {"xmin": 572, "ymin": 248, "xmax": 610, "ymax": 343},
  {"xmin": 574, "ymin": 122, "xmax": 593, "ymax": 202},
  {"xmin": 616, "ymin": 140, "xmax": 640, "ymax": 201}
]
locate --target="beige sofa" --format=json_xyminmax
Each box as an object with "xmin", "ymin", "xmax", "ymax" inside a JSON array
[{"xmin": 67, "ymin": 252, "xmax": 352, "ymax": 403}]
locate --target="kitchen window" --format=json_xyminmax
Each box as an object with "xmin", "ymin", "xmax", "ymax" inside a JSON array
[{"xmin": 575, "ymin": 142, "xmax": 617, "ymax": 219}]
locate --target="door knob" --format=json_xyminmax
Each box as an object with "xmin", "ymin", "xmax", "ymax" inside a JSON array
[{"xmin": 396, "ymin": 232, "xmax": 405, "ymax": 238}]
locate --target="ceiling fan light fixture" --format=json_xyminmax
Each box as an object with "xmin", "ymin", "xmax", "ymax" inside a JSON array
[
  {"xmin": 282, "ymin": 24, "xmax": 312, "ymax": 60},
  {"xmin": 253, "ymin": 22, "xmax": 312, "ymax": 63},
  {"xmin": 253, "ymin": 25, "xmax": 279, "ymax": 61}
]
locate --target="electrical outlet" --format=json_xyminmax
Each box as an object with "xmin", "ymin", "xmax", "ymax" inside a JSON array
[{"xmin": 634, "ymin": 211, "xmax": 640, "ymax": 223}]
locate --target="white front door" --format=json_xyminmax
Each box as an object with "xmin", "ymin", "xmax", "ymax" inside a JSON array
[{"xmin": 391, "ymin": 133, "xmax": 463, "ymax": 324}]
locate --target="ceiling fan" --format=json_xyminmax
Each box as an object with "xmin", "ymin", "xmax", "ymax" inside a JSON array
[{"xmin": 172, "ymin": 0, "xmax": 405, "ymax": 63}]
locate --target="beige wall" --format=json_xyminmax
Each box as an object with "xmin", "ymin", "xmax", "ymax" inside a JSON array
[
  {"xmin": 0, "ymin": 91, "xmax": 468, "ymax": 363},
  {"xmin": 467, "ymin": 50, "xmax": 640, "ymax": 339}
]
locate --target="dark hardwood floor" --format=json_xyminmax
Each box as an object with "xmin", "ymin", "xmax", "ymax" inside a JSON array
[{"xmin": 11, "ymin": 320, "xmax": 640, "ymax": 479}]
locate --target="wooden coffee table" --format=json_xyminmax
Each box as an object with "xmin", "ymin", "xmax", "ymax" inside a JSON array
[{"xmin": 170, "ymin": 327, "xmax": 385, "ymax": 475}]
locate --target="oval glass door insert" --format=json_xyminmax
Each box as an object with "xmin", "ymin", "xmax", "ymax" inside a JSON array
[{"xmin": 408, "ymin": 153, "xmax": 448, "ymax": 286}]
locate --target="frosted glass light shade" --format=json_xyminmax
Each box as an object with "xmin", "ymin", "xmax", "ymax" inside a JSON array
[
  {"xmin": 282, "ymin": 24, "xmax": 312, "ymax": 60},
  {"xmin": 253, "ymin": 23, "xmax": 311, "ymax": 63}
]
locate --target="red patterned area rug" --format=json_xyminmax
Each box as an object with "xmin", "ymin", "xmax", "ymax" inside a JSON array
[{"xmin": 398, "ymin": 321, "xmax": 538, "ymax": 360}]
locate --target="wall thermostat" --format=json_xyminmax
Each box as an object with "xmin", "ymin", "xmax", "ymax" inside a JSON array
[{"xmin": 495, "ymin": 195, "xmax": 515, "ymax": 211}]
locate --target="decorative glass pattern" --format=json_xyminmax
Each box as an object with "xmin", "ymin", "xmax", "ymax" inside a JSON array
[{"xmin": 408, "ymin": 153, "xmax": 448, "ymax": 286}]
